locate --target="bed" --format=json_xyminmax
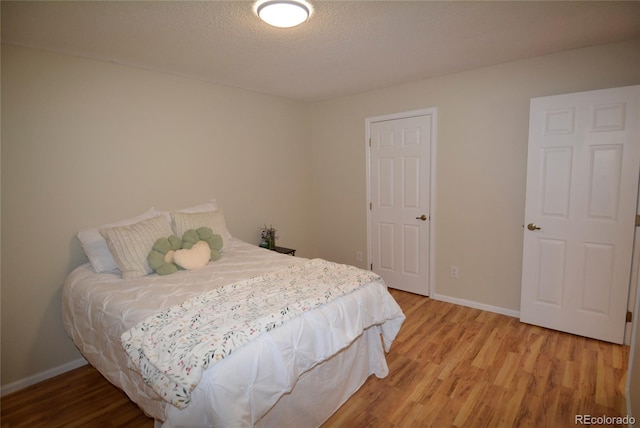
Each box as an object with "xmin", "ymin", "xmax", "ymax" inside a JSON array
[{"xmin": 62, "ymin": 203, "xmax": 405, "ymax": 427}]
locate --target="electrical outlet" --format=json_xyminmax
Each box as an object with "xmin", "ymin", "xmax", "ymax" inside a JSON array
[
  {"xmin": 450, "ymin": 265, "xmax": 459, "ymax": 279},
  {"xmin": 356, "ymin": 251, "xmax": 363, "ymax": 262}
]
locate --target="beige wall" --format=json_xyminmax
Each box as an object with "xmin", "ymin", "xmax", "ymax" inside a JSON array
[
  {"xmin": 2, "ymin": 38, "xmax": 640, "ymax": 390},
  {"xmin": 309, "ymin": 38, "xmax": 640, "ymax": 312},
  {"xmin": 1, "ymin": 45, "xmax": 313, "ymax": 385}
]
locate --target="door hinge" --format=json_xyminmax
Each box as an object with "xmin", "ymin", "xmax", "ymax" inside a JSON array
[
  {"xmin": 627, "ymin": 311, "xmax": 633, "ymax": 323},
  {"xmin": 370, "ymin": 202, "xmax": 372, "ymax": 210},
  {"xmin": 636, "ymin": 215, "xmax": 640, "ymax": 227},
  {"xmin": 369, "ymin": 138, "xmax": 371, "ymax": 147},
  {"xmin": 370, "ymin": 263, "xmax": 373, "ymax": 270}
]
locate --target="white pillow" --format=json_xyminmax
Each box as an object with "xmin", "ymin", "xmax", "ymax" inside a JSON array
[
  {"xmin": 77, "ymin": 207, "xmax": 161, "ymax": 273},
  {"xmin": 99, "ymin": 215, "xmax": 174, "ymax": 279},
  {"xmin": 160, "ymin": 198, "xmax": 220, "ymax": 228},
  {"xmin": 171, "ymin": 209, "xmax": 232, "ymax": 251},
  {"xmin": 173, "ymin": 198, "xmax": 219, "ymax": 214}
]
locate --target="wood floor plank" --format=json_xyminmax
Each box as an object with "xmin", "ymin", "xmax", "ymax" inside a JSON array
[{"xmin": 1, "ymin": 289, "xmax": 630, "ymax": 427}]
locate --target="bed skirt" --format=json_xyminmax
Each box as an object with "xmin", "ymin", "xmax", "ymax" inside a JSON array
[{"xmin": 159, "ymin": 325, "xmax": 389, "ymax": 428}]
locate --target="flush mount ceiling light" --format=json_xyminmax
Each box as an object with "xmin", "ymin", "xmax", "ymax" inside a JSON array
[{"xmin": 256, "ymin": 0, "xmax": 311, "ymax": 28}]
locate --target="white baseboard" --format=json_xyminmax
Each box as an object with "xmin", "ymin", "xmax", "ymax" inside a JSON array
[
  {"xmin": 431, "ymin": 292, "xmax": 520, "ymax": 318},
  {"xmin": 1, "ymin": 357, "xmax": 88, "ymax": 397}
]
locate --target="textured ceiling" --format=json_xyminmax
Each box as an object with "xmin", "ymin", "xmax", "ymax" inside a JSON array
[{"xmin": 3, "ymin": 1, "xmax": 640, "ymax": 102}]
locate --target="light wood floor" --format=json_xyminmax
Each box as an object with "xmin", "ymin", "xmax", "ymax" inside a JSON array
[
  {"xmin": 1, "ymin": 289, "xmax": 629, "ymax": 427},
  {"xmin": 324, "ymin": 289, "xmax": 629, "ymax": 427}
]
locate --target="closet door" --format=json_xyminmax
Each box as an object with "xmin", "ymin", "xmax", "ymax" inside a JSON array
[{"xmin": 520, "ymin": 85, "xmax": 640, "ymax": 344}]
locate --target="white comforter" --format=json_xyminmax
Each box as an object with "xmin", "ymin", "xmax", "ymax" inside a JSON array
[{"xmin": 62, "ymin": 239, "xmax": 405, "ymax": 426}]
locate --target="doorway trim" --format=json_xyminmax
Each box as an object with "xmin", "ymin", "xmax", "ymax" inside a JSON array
[{"xmin": 365, "ymin": 107, "xmax": 438, "ymax": 296}]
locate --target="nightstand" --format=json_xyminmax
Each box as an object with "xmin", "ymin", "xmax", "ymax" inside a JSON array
[{"xmin": 272, "ymin": 246, "xmax": 296, "ymax": 256}]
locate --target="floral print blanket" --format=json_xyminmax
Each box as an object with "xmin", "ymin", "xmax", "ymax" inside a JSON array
[{"xmin": 120, "ymin": 259, "xmax": 383, "ymax": 409}]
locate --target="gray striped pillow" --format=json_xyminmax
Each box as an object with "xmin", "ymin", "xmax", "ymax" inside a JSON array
[
  {"xmin": 171, "ymin": 209, "xmax": 232, "ymax": 250},
  {"xmin": 100, "ymin": 215, "xmax": 173, "ymax": 279}
]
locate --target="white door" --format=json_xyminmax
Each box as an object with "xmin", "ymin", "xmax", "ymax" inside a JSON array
[
  {"xmin": 520, "ymin": 85, "xmax": 640, "ymax": 344},
  {"xmin": 368, "ymin": 113, "xmax": 432, "ymax": 296}
]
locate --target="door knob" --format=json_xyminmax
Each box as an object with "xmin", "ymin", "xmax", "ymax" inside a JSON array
[
  {"xmin": 416, "ymin": 214, "xmax": 428, "ymax": 221},
  {"xmin": 527, "ymin": 223, "xmax": 541, "ymax": 231}
]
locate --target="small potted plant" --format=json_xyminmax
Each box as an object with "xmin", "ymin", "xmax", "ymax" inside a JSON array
[{"xmin": 260, "ymin": 224, "xmax": 277, "ymax": 250}]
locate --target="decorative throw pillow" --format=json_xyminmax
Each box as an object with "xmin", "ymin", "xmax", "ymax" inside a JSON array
[
  {"xmin": 100, "ymin": 215, "xmax": 174, "ymax": 279},
  {"xmin": 147, "ymin": 235, "xmax": 183, "ymax": 276},
  {"xmin": 170, "ymin": 210, "xmax": 232, "ymax": 250},
  {"xmin": 173, "ymin": 241, "xmax": 212, "ymax": 270},
  {"xmin": 77, "ymin": 207, "xmax": 161, "ymax": 273}
]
